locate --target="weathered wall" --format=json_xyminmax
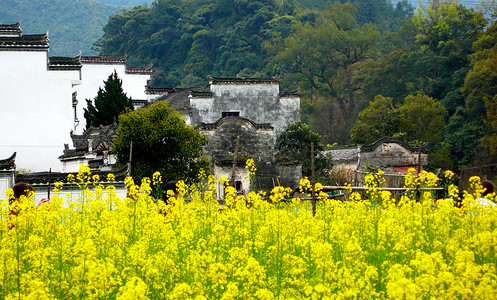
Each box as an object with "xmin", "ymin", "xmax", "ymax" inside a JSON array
[
  {"xmin": 359, "ymin": 142, "xmax": 428, "ymax": 168},
  {"xmin": 201, "ymin": 117, "xmax": 274, "ymax": 164},
  {"xmin": 191, "ymin": 82, "xmax": 299, "ymax": 137},
  {"xmin": 275, "ymin": 163, "xmax": 302, "ymax": 190},
  {"xmin": 200, "ymin": 117, "xmax": 302, "ymax": 192}
]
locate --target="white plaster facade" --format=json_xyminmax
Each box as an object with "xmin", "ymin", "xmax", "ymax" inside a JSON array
[{"xmin": 0, "ymin": 50, "xmax": 81, "ymax": 172}]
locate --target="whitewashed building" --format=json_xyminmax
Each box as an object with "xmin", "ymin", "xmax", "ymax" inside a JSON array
[
  {"xmin": 0, "ymin": 22, "xmax": 152, "ymax": 172},
  {"xmin": 0, "ymin": 22, "xmax": 82, "ymax": 172}
]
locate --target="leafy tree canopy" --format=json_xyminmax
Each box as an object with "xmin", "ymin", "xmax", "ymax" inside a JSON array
[
  {"xmin": 84, "ymin": 71, "xmax": 134, "ymax": 128},
  {"xmin": 112, "ymin": 102, "xmax": 209, "ymax": 182},
  {"xmin": 351, "ymin": 94, "xmax": 447, "ymax": 147},
  {"xmin": 463, "ymin": 22, "xmax": 497, "ymax": 156},
  {"xmin": 276, "ymin": 121, "xmax": 330, "ymax": 178},
  {"xmin": 350, "ymin": 95, "xmax": 399, "ymax": 144}
]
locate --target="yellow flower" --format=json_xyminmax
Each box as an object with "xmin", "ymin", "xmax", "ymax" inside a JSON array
[
  {"xmin": 92, "ymin": 174, "xmax": 100, "ymax": 183},
  {"xmin": 152, "ymin": 171, "xmax": 162, "ymax": 185},
  {"xmin": 299, "ymin": 177, "xmax": 311, "ymax": 193},
  {"xmin": 245, "ymin": 158, "xmax": 257, "ymax": 175},
  {"xmin": 67, "ymin": 173, "xmax": 75, "ymax": 183},
  {"xmin": 107, "ymin": 173, "xmax": 115, "ymax": 182}
]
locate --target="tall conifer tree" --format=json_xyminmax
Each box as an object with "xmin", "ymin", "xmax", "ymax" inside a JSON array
[{"xmin": 84, "ymin": 70, "xmax": 134, "ymax": 128}]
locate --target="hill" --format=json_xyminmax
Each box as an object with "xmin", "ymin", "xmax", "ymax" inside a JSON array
[{"xmin": 0, "ymin": 0, "xmax": 123, "ymax": 56}]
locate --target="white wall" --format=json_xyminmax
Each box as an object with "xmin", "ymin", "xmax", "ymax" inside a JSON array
[
  {"xmin": 0, "ymin": 51, "xmax": 80, "ymax": 172},
  {"xmin": 74, "ymin": 63, "xmax": 151, "ymax": 133}
]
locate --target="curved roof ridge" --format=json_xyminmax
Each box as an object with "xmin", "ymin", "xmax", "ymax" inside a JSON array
[
  {"xmin": 81, "ymin": 55, "xmax": 127, "ymax": 64},
  {"xmin": 360, "ymin": 137, "xmax": 419, "ymax": 153},
  {"xmin": 198, "ymin": 116, "xmax": 273, "ymax": 130},
  {"xmin": 0, "ymin": 152, "xmax": 16, "ymax": 170}
]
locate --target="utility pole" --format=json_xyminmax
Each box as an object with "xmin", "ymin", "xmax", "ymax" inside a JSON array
[
  {"xmin": 127, "ymin": 141, "xmax": 133, "ymax": 177},
  {"xmin": 230, "ymin": 136, "xmax": 240, "ymax": 188},
  {"xmin": 311, "ymin": 143, "xmax": 317, "ymax": 217}
]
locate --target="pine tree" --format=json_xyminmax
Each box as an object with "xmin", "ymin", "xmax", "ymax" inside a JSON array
[{"xmin": 84, "ymin": 70, "xmax": 134, "ymax": 128}]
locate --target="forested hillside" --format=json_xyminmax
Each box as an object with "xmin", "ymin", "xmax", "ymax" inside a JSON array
[
  {"xmin": 0, "ymin": 0, "xmax": 122, "ymax": 56},
  {"xmin": 97, "ymin": 0, "xmax": 149, "ymax": 6},
  {"xmin": 95, "ymin": 0, "xmax": 497, "ymax": 172},
  {"xmin": 95, "ymin": 0, "xmax": 411, "ymax": 87}
]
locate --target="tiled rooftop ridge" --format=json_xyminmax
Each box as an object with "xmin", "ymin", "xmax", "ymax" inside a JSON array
[
  {"xmin": 81, "ymin": 55, "xmax": 127, "ymax": 64},
  {"xmin": 48, "ymin": 55, "xmax": 82, "ymax": 70},
  {"xmin": 0, "ymin": 33, "xmax": 49, "ymax": 50},
  {"xmin": 0, "ymin": 22, "xmax": 22, "ymax": 37},
  {"xmin": 210, "ymin": 76, "xmax": 279, "ymax": 84}
]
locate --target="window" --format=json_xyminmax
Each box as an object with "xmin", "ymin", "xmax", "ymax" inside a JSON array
[
  {"xmin": 222, "ymin": 111, "xmax": 240, "ymax": 118},
  {"xmin": 235, "ymin": 181, "xmax": 242, "ymax": 192}
]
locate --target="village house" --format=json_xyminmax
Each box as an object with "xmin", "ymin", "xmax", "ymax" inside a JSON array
[
  {"xmin": 323, "ymin": 137, "xmax": 428, "ymax": 186},
  {"xmin": 150, "ymin": 77, "xmax": 302, "ymax": 194},
  {"xmin": 0, "ymin": 22, "xmax": 152, "ymax": 172}
]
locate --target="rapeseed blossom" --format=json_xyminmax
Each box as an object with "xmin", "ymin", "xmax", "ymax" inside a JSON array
[{"xmin": 0, "ymin": 166, "xmax": 496, "ymax": 299}]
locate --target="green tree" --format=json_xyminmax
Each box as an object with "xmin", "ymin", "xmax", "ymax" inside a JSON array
[
  {"xmin": 350, "ymin": 94, "xmax": 447, "ymax": 147},
  {"xmin": 350, "ymin": 95, "xmax": 400, "ymax": 144},
  {"xmin": 275, "ymin": 3, "xmax": 381, "ymax": 144},
  {"xmin": 276, "ymin": 121, "xmax": 330, "ymax": 178},
  {"xmin": 397, "ymin": 94, "xmax": 447, "ymax": 145},
  {"xmin": 462, "ymin": 22, "xmax": 497, "ymax": 157},
  {"xmin": 112, "ymin": 102, "xmax": 209, "ymax": 182},
  {"xmin": 84, "ymin": 71, "xmax": 134, "ymax": 128}
]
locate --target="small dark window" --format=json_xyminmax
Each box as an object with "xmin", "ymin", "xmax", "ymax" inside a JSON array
[
  {"xmin": 235, "ymin": 181, "xmax": 242, "ymax": 192},
  {"xmin": 222, "ymin": 111, "xmax": 240, "ymax": 118}
]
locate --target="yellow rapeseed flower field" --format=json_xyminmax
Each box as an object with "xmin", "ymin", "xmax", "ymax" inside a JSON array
[{"xmin": 1, "ymin": 165, "xmax": 496, "ymax": 299}]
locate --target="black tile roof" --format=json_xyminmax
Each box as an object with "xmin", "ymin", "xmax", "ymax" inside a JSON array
[
  {"xmin": 323, "ymin": 146, "xmax": 361, "ymax": 164},
  {"xmin": 210, "ymin": 76, "xmax": 279, "ymax": 84},
  {"xmin": 360, "ymin": 137, "xmax": 423, "ymax": 153},
  {"xmin": 0, "ymin": 22, "xmax": 22, "ymax": 36},
  {"xmin": 126, "ymin": 64, "xmax": 153, "ymax": 75},
  {"xmin": 60, "ymin": 123, "xmax": 117, "ymax": 159},
  {"xmin": 154, "ymin": 85, "xmax": 210, "ymax": 111},
  {"xmin": 48, "ymin": 55, "xmax": 82, "ymax": 70},
  {"xmin": 280, "ymin": 91, "xmax": 300, "ymax": 98},
  {"xmin": 0, "ymin": 33, "xmax": 49, "ymax": 50},
  {"xmin": 16, "ymin": 168, "xmax": 128, "ymax": 184},
  {"xmin": 197, "ymin": 116, "xmax": 273, "ymax": 131},
  {"xmin": 145, "ymin": 87, "xmax": 175, "ymax": 95},
  {"xmin": 81, "ymin": 55, "xmax": 127, "ymax": 64},
  {"xmin": 0, "ymin": 152, "xmax": 16, "ymax": 171}
]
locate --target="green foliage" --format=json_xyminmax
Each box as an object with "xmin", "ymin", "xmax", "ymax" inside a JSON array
[
  {"xmin": 94, "ymin": 0, "xmax": 412, "ymax": 87},
  {"xmin": 112, "ymin": 102, "xmax": 209, "ymax": 183},
  {"xmin": 0, "ymin": 0, "xmax": 122, "ymax": 56},
  {"xmin": 84, "ymin": 71, "xmax": 134, "ymax": 128},
  {"xmin": 463, "ymin": 22, "xmax": 497, "ymax": 158},
  {"xmin": 276, "ymin": 121, "xmax": 331, "ymax": 178},
  {"xmin": 350, "ymin": 95, "xmax": 400, "ymax": 144},
  {"xmin": 398, "ymin": 94, "xmax": 447, "ymax": 145},
  {"xmin": 351, "ymin": 93, "xmax": 447, "ymax": 146}
]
